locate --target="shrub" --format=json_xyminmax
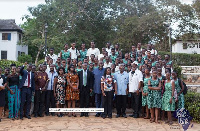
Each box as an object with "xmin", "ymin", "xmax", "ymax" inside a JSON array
[
  {"xmin": 37, "ymin": 59, "xmax": 45, "ymax": 66},
  {"xmin": 0, "ymin": 59, "xmax": 23, "ymax": 70},
  {"xmin": 18, "ymin": 54, "xmax": 32, "ymax": 64},
  {"xmin": 184, "ymin": 92, "xmax": 200, "ymax": 122},
  {"xmin": 158, "ymin": 51, "xmax": 200, "ymax": 66}
]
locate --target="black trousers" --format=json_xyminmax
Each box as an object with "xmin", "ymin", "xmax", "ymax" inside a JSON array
[
  {"xmin": 34, "ymin": 90, "xmax": 46, "ymax": 115},
  {"xmin": 45, "ymin": 90, "xmax": 55, "ymax": 115},
  {"xmin": 102, "ymin": 91, "xmax": 113, "ymax": 117},
  {"xmin": 116, "ymin": 95, "xmax": 127, "ymax": 115},
  {"xmin": 131, "ymin": 92, "xmax": 141, "ymax": 115},
  {"xmin": 80, "ymin": 86, "xmax": 90, "ymax": 114},
  {"xmin": 20, "ymin": 87, "xmax": 32, "ymax": 117}
]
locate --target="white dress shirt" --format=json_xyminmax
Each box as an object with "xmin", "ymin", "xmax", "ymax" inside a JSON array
[
  {"xmin": 103, "ymin": 62, "xmax": 112, "ymax": 68},
  {"xmin": 23, "ymin": 71, "xmax": 32, "ymax": 87},
  {"xmin": 47, "ymin": 54, "xmax": 58, "ymax": 64},
  {"xmin": 106, "ymin": 48, "xmax": 111, "ymax": 56},
  {"xmin": 129, "ymin": 69, "xmax": 143, "ymax": 93},
  {"xmin": 86, "ymin": 48, "xmax": 100, "ymax": 60},
  {"xmin": 68, "ymin": 47, "xmax": 80, "ymax": 60}
]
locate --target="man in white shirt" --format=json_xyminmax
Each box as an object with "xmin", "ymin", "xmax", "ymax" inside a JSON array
[
  {"xmin": 46, "ymin": 48, "xmax": 58, "ymax": 64},
  {"xmin": 86, "ymin": 42, "xmax": 100, "ymax": 60},
  {"xmin": 98, "ymin": 48, "xmax": 106, "ymax": 61},
  {"xmin": 68, "ymin": 43, "xmax": 80, "ymax": 60},
  {"xmin": 128, "ymin": 61, "xmax": 143, "ymax": 118},
  {"xmin": 105, "ymin": 42, "xmax": 111, "ymax": 56},
  {"xmin": 103, "ymin": 56, "xmax": 112, "ymax": 68}
]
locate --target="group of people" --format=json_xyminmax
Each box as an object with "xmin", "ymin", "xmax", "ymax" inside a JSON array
[{"xmin": 0, "ymin": 42, "xmax": 185, "ymax": 125}]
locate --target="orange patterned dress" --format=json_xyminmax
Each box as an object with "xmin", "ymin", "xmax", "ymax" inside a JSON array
[{"xmin": 65, "ymin": 73, "xmax": 79, "ymax": 101}]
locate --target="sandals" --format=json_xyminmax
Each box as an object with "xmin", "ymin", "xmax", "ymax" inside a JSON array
[
  {"xmin": 144, "ymin": 116, "xmax": 150, "ymax": 119},
  {"xmin": 72, "ymin": 113, "xmax": 77, "ymax": 117},
  {"xmin": 168, "ymin": 121, "xmax": 173, "ymax": 125},
  {"xmin": 150, "ymin": 118, "xmax": 155, "ymax": 123}
]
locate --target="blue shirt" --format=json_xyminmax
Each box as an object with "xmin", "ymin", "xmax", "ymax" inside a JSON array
[
  {"xmin": 47, "ymin": 71, "xmax": 58, "ymax": 90},
  {"xmin": 93, "ymin": 68, "xmax": 105, "ymax": 94},
  {"xmin": 114, "ymin": 71, "xmax": 129, "ymax": 95}
]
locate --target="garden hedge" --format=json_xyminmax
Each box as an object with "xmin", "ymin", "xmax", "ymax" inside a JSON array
[
  {"xmin": 184, "ymin": 92, "xmax": 200, "ymax": 122},
  {"xmin": 158, "ymin": 51, "xmax": 200, "ymax": 66},
  {"xmin": 0, "ymin": 59, "xmax": 23, "ymax": 70}
]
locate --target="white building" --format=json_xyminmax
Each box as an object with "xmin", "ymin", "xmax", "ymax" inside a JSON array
[
  {"xmin": 0, "ymin": 19, "xmax": 28, "ymax": 61},
  {"xmin": 172, "ymin": 40, "xmax": 200, "ymax": 54}
]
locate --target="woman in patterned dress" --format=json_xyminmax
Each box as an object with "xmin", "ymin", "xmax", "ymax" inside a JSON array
[
  {"xmin": 172, "ymin": 71, "xmax": 184, "ymax": 109},
  {"xmin": 60, "ymin": 43, "xmax": 71, "ymax": 60},
  {"xmin": 53, "ymin": 67, "xmax": 66, "ymax": 117},
  {"xmin": 148, "ymin": 70, "xmax": 162, "ymax": 123},
  {"xmin": 101, "ymin": 67, "xmax": 117, "ymax": 119},
  {"xmin": 141, "ymin": 68, "xmax": 151, "ymax": 119},
  {"xmin": 66, "ymin": 64, "xmax": 79, "ymax": 117},
  {"xmin": 162, "ymin": 70, "xmax": 175, "ymax": 125}
]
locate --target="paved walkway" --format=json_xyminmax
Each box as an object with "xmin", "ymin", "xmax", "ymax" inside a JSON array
[{"xmin": 0, "ymin": 112, "xmax": 199, "ymax": 131}]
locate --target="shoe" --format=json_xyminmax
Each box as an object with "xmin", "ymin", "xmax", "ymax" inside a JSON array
[
  {"xmin": 122, "ymin": 114, "xmax": 127, "ymax": 118},
  {"xmin": 129, "ymin": 114, "xmax": 134, "ymax": 117},
  {"xmin": 80, "ymin": 113, "xmax": 85, "ymax": 117},
  {"xmin": 102, "ymin": 116, "xmax": 106, "ymax": 119},
  {"xmin": 38, "ymin": 114, "xmax": 44, "ymax": 117},
  {"xmin": 116, "ymin": 114, "xmax": 120, "ymax": 118},
  {"xmin": 95, "ymin": 113, "xmax": 100, "ymax": 117},
  {"xmin": 20, "ymin": 116, "xmax": 23, "ymax": 120},
  {"xmin": 133, "ymin": 114, "xmax": 139, "ymax": 118},
  {"xmin": 108, "ymin": 116, "xmax": 112, "ymax": 119},
  {"xmin": 85, "ymin": 113, "xmax": 89, "ymax": 117},
  {"xmin": 34, "ymin": 114, "xmax": 38, "ymax": 118},
  {"xmin": 26, "ymin": 116, "xmax": 31, "ymax": 119}
]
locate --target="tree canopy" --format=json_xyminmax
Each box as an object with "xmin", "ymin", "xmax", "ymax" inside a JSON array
[{"xmin": 20, "ymin": 0, "xmax": 200, "ymax": 64}]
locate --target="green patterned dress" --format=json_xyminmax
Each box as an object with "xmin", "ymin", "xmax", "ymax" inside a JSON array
[
  {"xmin": 79, "ymin": 49, "xmax": 87, "ymax": 62},
  {"xmin": 110, "ymin": 55, "xmax": 117, "ymax": 63},
  {"xmin": 147, "ymin": 78, "xmax": 162, "ymax": 108},
  {"xmin": 162, "ymin": 81, "xmax": 175, "ymax": 111},
  {"xmin": 142, "ymin": 77, "xmax": 151, "ymax": 106},
  {"xmin": 174, "ymin": 79, "xmax": 184, "ymax": 109},
  {"xmin": 61, "ymin": 50, "xmax": 70, "ymax": 60}
]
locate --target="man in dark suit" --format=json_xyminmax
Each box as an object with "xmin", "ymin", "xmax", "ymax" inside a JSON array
[
  {"xmin": 78, "ymin": 63, "xmax": 94, "ymax": 117},
  {"xmin": 19, "ymin": 64, "xmax": 35, "ymax": 120}
]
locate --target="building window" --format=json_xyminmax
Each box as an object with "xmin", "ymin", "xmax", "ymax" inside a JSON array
[
  {"xmin": 183, "ymin": 43, "xmax": 187, "ymax": 49},
  {"xmin": 2, "ymin": 33, "xmax": 11, "ymax": 40},
  {"xmin": 1, "ymin": 51, "xmax": 7, "ymax": 59},
  {"xmin": 18, "ymin": 51, "xmax": 21, "ymax": 56},
  {"xmin": 19, "ymin": 34, "xmax": 22, "ymax": 42}
]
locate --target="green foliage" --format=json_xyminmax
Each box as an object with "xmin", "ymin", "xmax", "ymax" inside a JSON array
[
  {"xmin": 158, "ymin": 51, "xmax": 200, "ymax": 66},
  {"xmin": 0, "ymin": 60, "xmax": 23, "ymax": 70},
  {"xmin": 185, "ymin": 92, "xmax": 200, "ymax": 122},
  {"xmin": 18, "ymin": 54, "xmax": 32, "ymax": 64},
  {"xmin": 37, "ymin": 59, "xmax": 45, "ymax": 66},
  {"xmin": 173, "ymin": 64, "xmax": 182, "ymax": 78},
  {"xmin": 20, "ymin": 0, "xmax": 200, "ymax": 63}
]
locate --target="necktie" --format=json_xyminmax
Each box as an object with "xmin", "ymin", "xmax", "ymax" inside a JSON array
[
  {"xmin": 28, "ymin": 72, "xmax": 30, "ymax": 87},
  {"xmin": 84, "ymin": 71, "xmax": 86, "ymax": 86},
  {"xmin": 51, "ymin": 73, "xmax": 53, "ymax": 90}
]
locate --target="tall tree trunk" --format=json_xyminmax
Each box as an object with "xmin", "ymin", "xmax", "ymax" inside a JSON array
[{"xmin": 35, "ymin": 44, "xmax": 43, "ymax": 65}]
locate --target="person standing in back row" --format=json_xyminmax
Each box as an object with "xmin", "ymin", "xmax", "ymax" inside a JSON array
[{"xmin": 78, "ymin": 63, "xmax": 94, "ymax": 117}]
